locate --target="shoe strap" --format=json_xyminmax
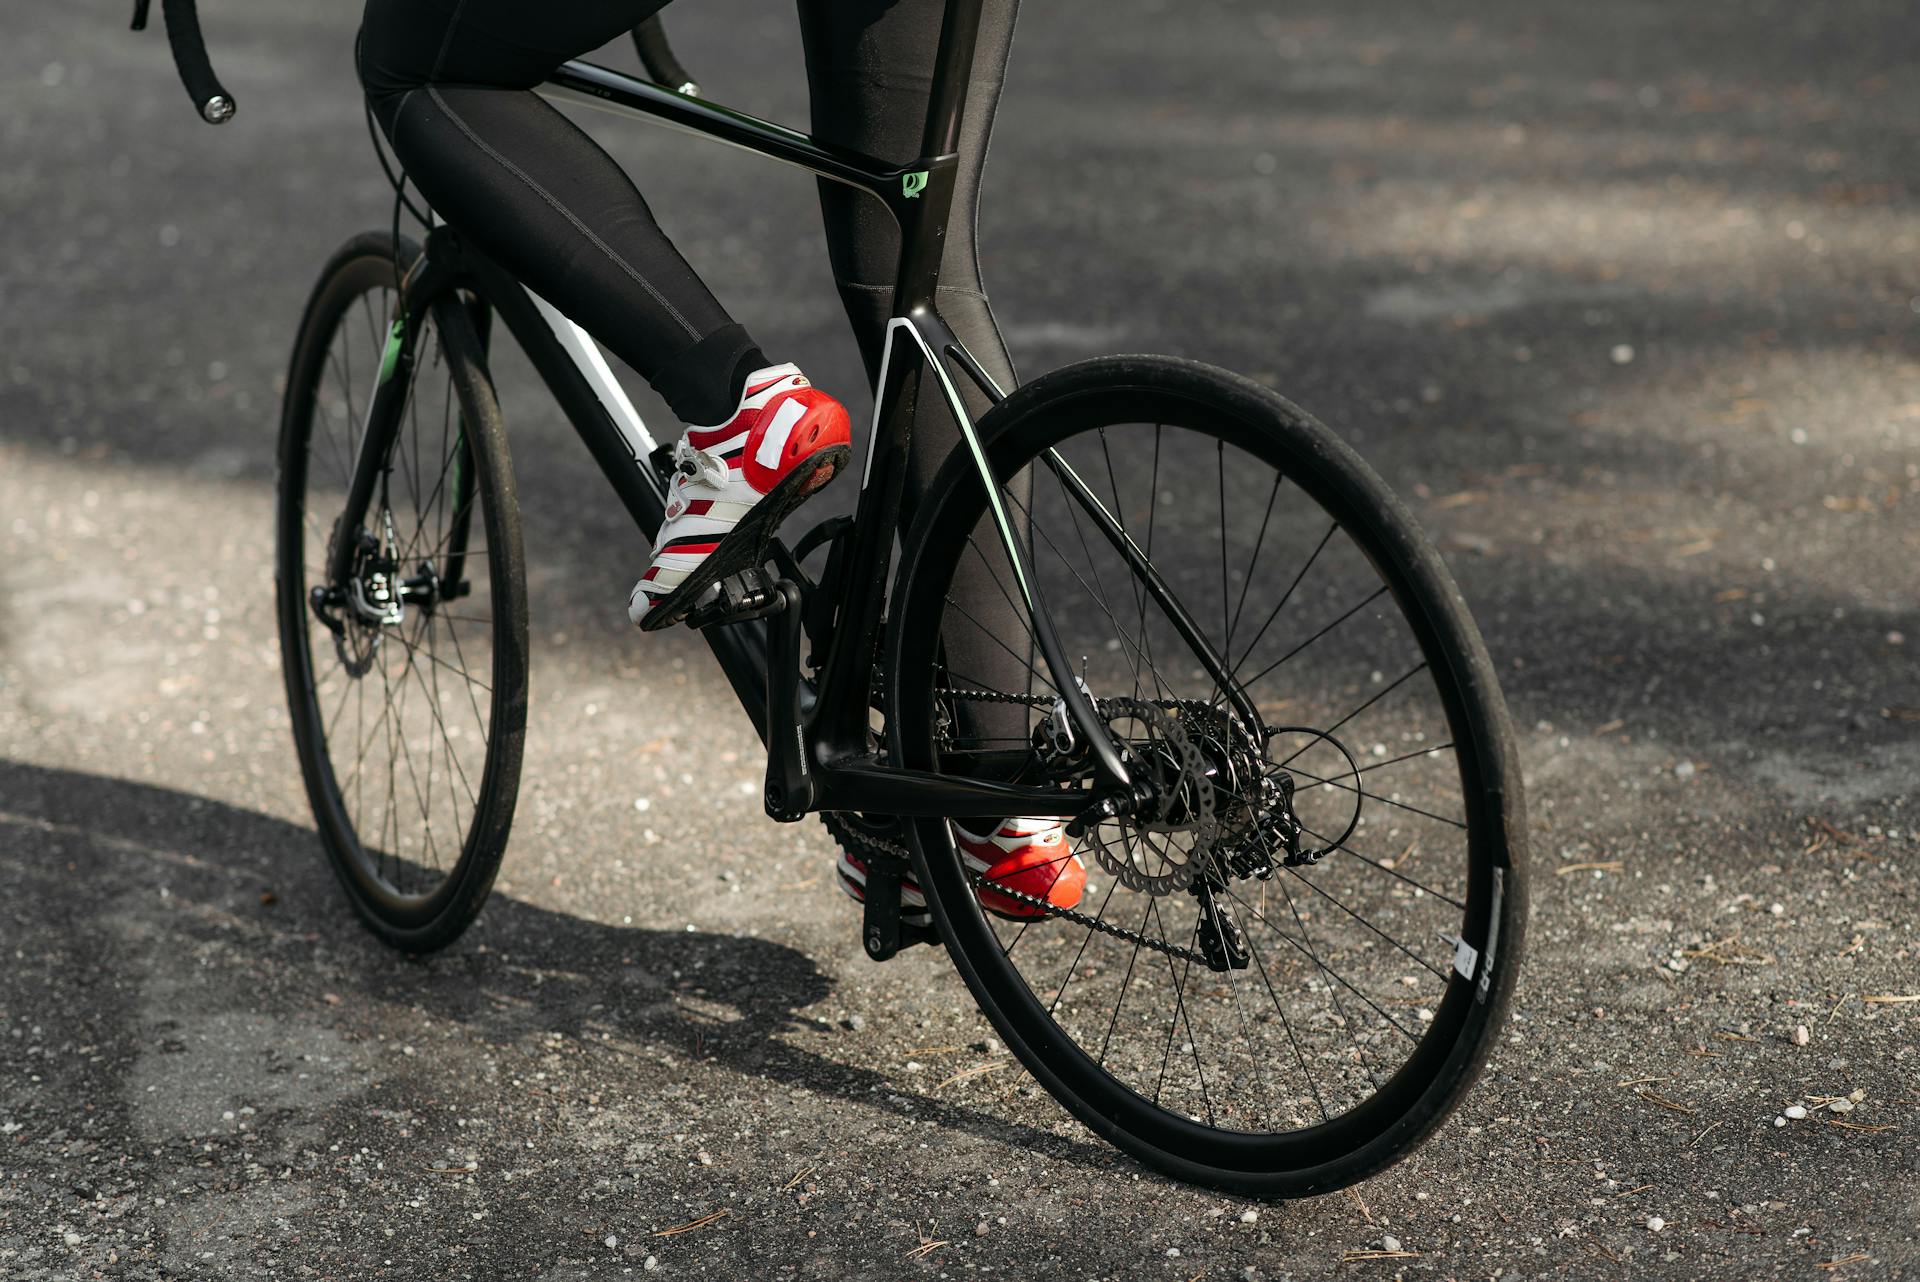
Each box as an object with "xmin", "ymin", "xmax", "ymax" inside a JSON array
[{"xmin": 670, "ymin": 435, "xmax": 731, "ymax": 493}]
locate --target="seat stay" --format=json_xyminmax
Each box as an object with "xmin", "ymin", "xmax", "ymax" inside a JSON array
[{"xmin": 823, "ymin": 312, "xmax": 1134, "ymax": 797}]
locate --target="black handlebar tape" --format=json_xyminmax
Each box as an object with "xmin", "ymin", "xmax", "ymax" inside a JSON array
[
  {"xmin": 161, "ymin": 0, "xmax": 236, "ymax": 124},
  {"xmin": 631, "ymin": 16, "xmax": 697, "ymax": 95}
]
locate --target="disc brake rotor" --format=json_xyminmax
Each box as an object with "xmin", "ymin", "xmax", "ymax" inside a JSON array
[{"xmin": 1084, "ymin": 697, "xmax": 1218, "ymax": 894}]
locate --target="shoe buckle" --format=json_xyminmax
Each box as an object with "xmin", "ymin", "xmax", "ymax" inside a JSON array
[{"xmin": 671, "ymin": 436, "xmax": 729, "ymax": 491}]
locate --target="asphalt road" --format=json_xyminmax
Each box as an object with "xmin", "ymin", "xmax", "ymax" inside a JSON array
[{"xmin": 3, "ymin": 1, "xmax": 1917, "ymax": 1278}]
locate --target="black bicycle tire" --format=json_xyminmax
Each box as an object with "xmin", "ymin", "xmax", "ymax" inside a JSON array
[
  {"xmin": 274, "ymin": 230, "xmax": 530, "ymax": 953},
  {"xmin": 886, "ymin": 354, "xmax": 1528, "ymax": 1196}
]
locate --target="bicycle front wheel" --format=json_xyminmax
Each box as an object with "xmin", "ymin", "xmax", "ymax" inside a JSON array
[
  {"xmin": 888, "ymin": 355, "xmax": 1527, "ymax": 1196},
  {"xmin": 275, "ymin": 231, "xmax": 528, "ymax": 953}
]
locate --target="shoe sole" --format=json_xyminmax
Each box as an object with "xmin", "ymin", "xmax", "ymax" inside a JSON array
[{"xmin": 638, "ymin": 443, "xmax": 852, "ymax": 632}]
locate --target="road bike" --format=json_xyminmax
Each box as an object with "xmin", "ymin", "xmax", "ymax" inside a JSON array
[{"xmin": 139, "ymin": 0, "xmax": 1529, "ymax": 1196}]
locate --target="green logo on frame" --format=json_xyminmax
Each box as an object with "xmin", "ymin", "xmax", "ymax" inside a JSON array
[{"xmin": 902, "ymin": 171, "xmax": 928, "ymax": 198}]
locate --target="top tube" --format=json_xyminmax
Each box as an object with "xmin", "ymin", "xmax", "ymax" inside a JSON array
[{"xmin": 540, "ymin": 60, "xmax": 940, "ymax": 214}]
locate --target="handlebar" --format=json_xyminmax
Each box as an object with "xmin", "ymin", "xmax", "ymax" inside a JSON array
[
  {"xmin": 632, "ymin": 16, "xmax": 699, "ymax": 97},
  {"xmin": 131, "ymin": 0, "xmax": 236, "ymax": 125},
  {"xmin": 135, "ymin": 2, "xmax": 685, "ymax": 126},
  {"xmin": 136, "ymin": 1, "xmax": 673, "ymax": 125}
]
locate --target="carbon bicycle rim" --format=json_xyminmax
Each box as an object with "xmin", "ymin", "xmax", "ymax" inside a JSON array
[
  {"xmin": 889, "ymin": 355, "xmax": 1527, "ymax": 1195},
  {"xmin": 274, "ymin": 231, "xmax": 528, "ymax": 953}
]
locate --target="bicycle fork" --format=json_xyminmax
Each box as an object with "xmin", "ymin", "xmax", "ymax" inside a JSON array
[{"xmin": 313, "ymin": 248, "xmax": 475, "ymax": 639}]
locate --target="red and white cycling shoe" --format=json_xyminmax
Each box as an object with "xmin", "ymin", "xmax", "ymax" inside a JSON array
[
  {"xmin": 629, "ymin": 363, "xmax": 852, "ymax": 630},
  {"xmin": 836, "ymin": 818, "xmax": 1088, "ymax": 928}
]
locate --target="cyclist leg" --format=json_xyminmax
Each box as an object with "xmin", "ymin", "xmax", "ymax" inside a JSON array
[
  {"xmin": 801, "ymin": 0, "xmax": 1031, "ymax": 710},
  {"xmin": 358, "ymin": 0, "xmax": 761, "ymax": 425},
  {"xmin": 359, "ymin": 0, "xmax": 855, "ymax": 626},
  {"xmin": 800, "ymin": 0, "xmax": 1021, "ymax": 441},
  {"xmin": 803, "ymin": 1, "xmax": 1085, "ymax": 921}
]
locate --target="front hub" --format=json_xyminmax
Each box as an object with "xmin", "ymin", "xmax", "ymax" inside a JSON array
[
  {"xmin": 310, "ymin": 528, "xmax": 405, "ymax": 677},
  {"xmin": 346, "ymin": 530, "xmax": 405, "ymax": 627}
]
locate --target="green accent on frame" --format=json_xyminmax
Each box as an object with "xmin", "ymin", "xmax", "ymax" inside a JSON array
[
  {"xmin": 901, "ymin": 171, "xmax": 929, "ymax": 199},
  {"xmin": 377, "ymin": 318, "xmax": 405, "ymax": 386},
  {"xmin": 449, "ymin": 433, "xmax": 470, "ymax": 521}
]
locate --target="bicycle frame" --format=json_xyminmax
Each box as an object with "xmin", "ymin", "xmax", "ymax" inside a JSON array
[{"xmin": 334, "ymin": 0, "xmax": 1134, "ymax": 825}]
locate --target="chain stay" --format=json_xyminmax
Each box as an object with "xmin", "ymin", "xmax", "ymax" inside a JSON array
[{"xmin": 823, "ymin": 686, "xmax": 1270, "ymax": 965}]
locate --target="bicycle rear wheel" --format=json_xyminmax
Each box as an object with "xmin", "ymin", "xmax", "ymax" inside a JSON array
[
  {"xmin": 888, "ymin": 355, "xmax": 1527, "ymax": 1196},
  {"xmin": 275, "ymin": 231, "xmax": 528, "ymax": 952}
]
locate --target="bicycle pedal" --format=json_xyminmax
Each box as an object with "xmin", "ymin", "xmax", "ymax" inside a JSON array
[
  {"xmin": 683, "ymin": 566, "xmax": 787, "ymax": 629},
  {"xmin": 859, "ymin": 854, "xmax": 937, "ymax": 962}
]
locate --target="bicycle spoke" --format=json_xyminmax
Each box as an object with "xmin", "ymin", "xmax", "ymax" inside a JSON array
[
  {"xmin": 940, "ymin": 595, "xmax": 1060, "ymax": 696},
  {"xmin": 1056, "ymin": 463, "xmax": 1146, "ymax": 697},
  {"xmin": 1094, "ymin": 428, "xmax": 1164, "ymax": 707},
  {"xmin": 1226, "ymin": 521, "xmax": 1336, "ymax": 686},
  {"xmin": 384, "ymin": 618, "xmax": 443, "ymax": 874},
  {"xmin": 1138, "ymin": 427, "xmax": 1166, "ymax": 706},
  {"xmin": 1233, "ymin": 585, "xmax": 1390, "ymax": 697},
  {"xmin": 1005, "ymin": 488, "xmax": 1183, "ymax": 701},
  {"xmin": 1271, "ymin": 663, "xmax": 1430, "ymax": 771},
  {"xmin": 1290, "ymin": 742, "xmax": 1455, "ymax": 789},
  {"xmin": 1217, "ymin": 441, "xmax": 1230, "ymax": 658},
  {"xmin": 403, "ymin": 618, "xmax": 481, "ymax": 809},
  {"xmin": 1097, "ymin": 894, "xmax": 1157, "ymax": 1068},
  {"xmin": 341, "ymin": 665, "xmax": 400, "ymax": 802},
  {"xmin": 908, "ymin": 399, "xmax": 1514, "ymax": 1166},
  {"xmin": 1238, "ymin": 916, "xmax": 1331, "ymax": 1123},
  {"xmin": 1217, "ymin": 919, "xmax": 1280, "ymax": 1128},
  {"xmin": 321, "ymin": 350, "xmax": 357, "ymax": 487},
  {"xmin": 383, "ymin": 625, "xmax": 493, "ymax": 696},
  {"xmin": 1045, "ymin": 876, "xmax": 1120, "ymax": 1016},
  {"xmin": 961, "ymin": 534, "xmax": 1034, "ymax": 637},
  {"xmin": 1151, "ymin": 897, "xmax": 1214, "ymax": 1126},
  {"xmin": 1225, "ymin": 471, "xmax": 1283, "ymax": 661},
  {"xmin": 1282, "ymin": 865, "xmax": 1449, "ymax": 981},
  {"xmin": 1228, "ymin": 881, "xmax": 1419, "ymax": 1048},
  {"xmin": 376, "ymin": 639, "xmax": 403, "ymax": 871},
  {"xmin": 1297, "ymin": 821, "xmax": 1467, "ymax": 911},
  {"xmin": 1282, "ymin": 760, "xmax": 1466, "ymax": 830}
]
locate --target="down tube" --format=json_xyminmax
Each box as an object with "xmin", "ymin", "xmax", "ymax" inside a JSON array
[{"xmin": 474, "ymin": 264, "xmax": 777, "ymax": 740}]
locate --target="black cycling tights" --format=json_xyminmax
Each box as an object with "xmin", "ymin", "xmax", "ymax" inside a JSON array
[
  {"xmin": 358, "ymin": 0, "xmax": 1019, "ymax": 450},
  {"xmin": 360, "ymin": 0, "xmax": 1029, "ymax": 739}
]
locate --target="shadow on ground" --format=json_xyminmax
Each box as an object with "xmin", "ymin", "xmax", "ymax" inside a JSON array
[{"xmin": 0, "ymin": 758, "xmax": 1115, "ymax": 1176}]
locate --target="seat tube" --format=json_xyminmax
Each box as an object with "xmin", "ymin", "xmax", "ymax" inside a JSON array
[
  {"xmin": 888, "ymin": 0, "xmax": 984, "ymax": 313},
  {"xmin": 857, "ymin": 0, "xmax": 1131, "ymax": 793},
  {"xmin": 920, "ymin": 0, "xmax": 985, "ymax": 159}
]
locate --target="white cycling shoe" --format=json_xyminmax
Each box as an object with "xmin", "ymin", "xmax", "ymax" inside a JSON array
[{"xmin": 629, "ymin": 363, "xmax": 851, "ymax": 631}]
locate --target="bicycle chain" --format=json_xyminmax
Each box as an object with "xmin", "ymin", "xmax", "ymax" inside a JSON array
[
  {"xmin": 823, "ymin": 685, "xmax": 1229, "ymax": 965},
  {"xmin": 935, "ymin": 687, "xmax": 1227, "ymax": 720},
  {"xmin": 822, "ymin": 812, "xmax": 1210, "ymax": 966},
  {"xmin": 934, "ymin": 686, "xmax": 1050, "ymax": 708}
]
